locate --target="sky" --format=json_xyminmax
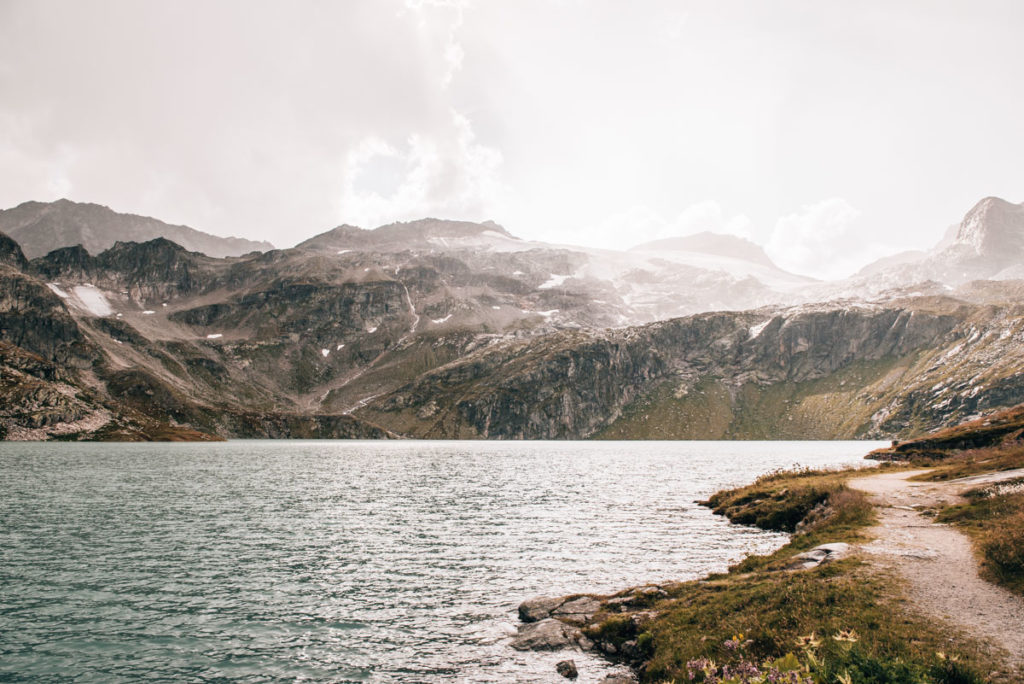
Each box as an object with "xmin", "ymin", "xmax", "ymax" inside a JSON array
[{"xmin": 1, "ymin": 1, "xmax": 1023, "ymax": 279}]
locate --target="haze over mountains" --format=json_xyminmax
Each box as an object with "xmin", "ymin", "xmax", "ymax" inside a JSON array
[
  {"xmin": 1, "ymin": 195, "xmax": 1023, "ymax": 441},
  {"xmin": 0, "ymin": 199, "xmax": 273, "ymax": 259}
]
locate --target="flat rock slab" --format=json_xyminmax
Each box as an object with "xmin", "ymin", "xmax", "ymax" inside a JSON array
[
  {"xmin": 510, "ymin": 618, "xmax": 580, "ymax": 651},
  {"xmin": 553, "ymin": 596, "xmax": 602, "ymax": 622}
]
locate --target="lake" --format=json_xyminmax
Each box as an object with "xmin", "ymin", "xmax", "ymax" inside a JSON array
[{"xmin": 0, "ymin": 440, "xmax": 882, "ymax": 682}]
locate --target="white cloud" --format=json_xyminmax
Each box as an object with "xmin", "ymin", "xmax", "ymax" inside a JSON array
[
  {"xmin": 337, "ymin": 109, "xmax": 505, "ymax": 228},
  {"xmin": 667, "ymin": 201, "xmax": 752, "ymax": 240},
  {"xmin": 581, "ymin": 200, "xmax": 752, "ymax": 250},
  {"xmin": 766, "ymin": 198, "xmax": 887, "ymax": 279}
]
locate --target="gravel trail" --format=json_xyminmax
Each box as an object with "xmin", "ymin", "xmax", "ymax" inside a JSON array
[{"xmin": 848, "ymin": 468, "xmax": 1024, "ymax": 673}]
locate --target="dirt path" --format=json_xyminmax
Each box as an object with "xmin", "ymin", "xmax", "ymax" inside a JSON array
[{"xmin": 848, "ymin": 468, "xmax": 1024, "ymax": 671}]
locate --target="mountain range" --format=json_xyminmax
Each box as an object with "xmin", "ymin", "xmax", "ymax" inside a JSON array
[{"xmin": 1, "ymin": 196, "xmax": 1023, "ymax": 441}]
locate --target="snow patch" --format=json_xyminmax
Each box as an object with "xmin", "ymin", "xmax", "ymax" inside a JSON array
[
  {"xmin": 162, "ymin": 303, "xmax": 167, "ymax": 307},
  {"xmin": 206, "ymin": 333, "xmax": 223, "ymax": 339},
  {"xmin": 491, "ymin": 306, "xmax": 500, "ymax": 310},
  {"xmin": 537, "ymin": 309, "xmax": 559, "ymax": 317},
  {"xmin": 321, "ymin": 349, "xmax": 330, "ymax": 357},
  {"xmin": 142, "ymin": 310, "xmax": 155, "ymax": 315},
  {"xmin": 72, "ymin": 285, "xmax": 113, "ymax": 316},
  {"xmin": 366, "ymin": 326, "xmax": 378, "ymax": 333},
  {"xmin": 513, "ymin": 270, "xmax": 524, "ymax": 275},
  {"xmin": 47, "ymin": 283, "xmax": 69, "ymax": 298},
  {"xmin": 748, "ymin": 319, "xmax": 772, "ymax": 339},
  {"xmin": 336, "ymin": 249, "xmax": 351, "ymax": 255},
  {"xmin": 336, "ymin": 343, "xmax": 345, "ymax": 351},
  {"xmin": 431, "ymin": 314, "xmax": 453, "ymax": 324},
  {"xmin": 538, "ymin": 274, "xmax": 570, "ymax": 289}
]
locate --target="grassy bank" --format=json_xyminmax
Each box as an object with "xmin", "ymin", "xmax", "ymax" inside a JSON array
[
  {"xmin": 937, "ymin": 479, "xmax": 1024, "ymax": 597},
  {"xmin": 580, "ymin": 465, "xmax": 1001, "ymax": 683}
]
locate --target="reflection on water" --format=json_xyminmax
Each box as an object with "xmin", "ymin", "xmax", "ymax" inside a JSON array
[{"xmin": 0, "ymin": 440, "xmax": 880, "ymax": 682}]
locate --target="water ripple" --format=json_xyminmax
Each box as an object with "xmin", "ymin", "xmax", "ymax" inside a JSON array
[{"xmin": 0, "ymin": 440, "xmax": 880, "ymax": 682}]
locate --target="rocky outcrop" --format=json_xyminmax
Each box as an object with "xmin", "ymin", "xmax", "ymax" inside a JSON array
[
  {"xmin": 510, "ymin": 619, "xmax": 583, "ymax": 651},
  {"xmin": 0, "ymin": 267, "xmax": 92, "ymax": 366},
  {"xmin": 0, "ymin": 231, "xmax": 28, "ymax": 270}
]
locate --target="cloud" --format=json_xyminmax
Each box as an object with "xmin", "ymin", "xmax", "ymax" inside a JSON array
[
  {"xmin": 581, "ymin": 200, "xmax": 752, "ymax": 250},
  {"xmin": 0, "ymin": 0, "xmax": 495, "ymax": 244},
  {"xmin": 766, "ymin": 198, "xmax": 884, "ymax": 279},
  {"xmin": 668, "ymin": 201, "xmax": 753, "ymax": 240},
  {"xmin": 337, "ymin": 109, "xmax": 505, "ymax": 228}
]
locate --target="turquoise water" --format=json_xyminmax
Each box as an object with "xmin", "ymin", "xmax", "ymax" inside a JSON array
[{"xmin": 0, "ymin": 440, "xmax": 881, "ymax": 682}]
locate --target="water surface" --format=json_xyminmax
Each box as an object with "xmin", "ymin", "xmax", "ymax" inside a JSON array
[{"xmin": 0, "ymin": 440, "xmax": 881, "ymax": 682}]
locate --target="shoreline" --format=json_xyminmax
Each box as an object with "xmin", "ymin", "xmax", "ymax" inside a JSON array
[{"xmin": 512, "ymin": 430, "xmax": 1024, "ymax": 682}]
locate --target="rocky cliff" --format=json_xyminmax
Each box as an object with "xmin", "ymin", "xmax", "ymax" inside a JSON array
[{"xmin": 359, "ymin": 299, "xmax": 1012, "ymax": 440}]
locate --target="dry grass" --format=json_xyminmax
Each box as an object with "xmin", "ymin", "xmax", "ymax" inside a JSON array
[
  {"xmin": 910, "ymin": 443, "xmax": 1024, "ymax": 481},
  {"xmin": 937, "ymin": 482, "xmax": 1024, "ymax": 597}
]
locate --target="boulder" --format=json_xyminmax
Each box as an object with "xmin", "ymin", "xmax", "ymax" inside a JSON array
[
  {"xmin": 510, "ymin": 619, "xmax": 579, "ymax": 651},
  {"xmin": 556, "ymin": 659, "xmax": 579, "ymax": 679},
  {"xmin": 518, "ymin": 596, "xmax": 565, "ymax": 623},
  {"xmin": 599, "ymin": 671, "xmax": 639, "ymax": 683},
  {"xmin": 785, "ymin": 542, "xmax": 852, "ymax": 571},
  {"xmin": 552, "ymin": 596, "xmax": 602, "ymax": 622}
]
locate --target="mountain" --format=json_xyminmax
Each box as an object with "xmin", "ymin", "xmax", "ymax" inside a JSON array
[
  {"xmin": 849, "ymin": 196, "xmax": 1024, "ymax": 290},
  {"xmin": 3, "ymin": 195, "xmax": 1024, "ymax": 441},
  {"xmin": 298, "ymin": 218, "xmax": 814, "ymax": 324},
  {"xmin": 296, "ymin": 218, "xmax": 520, "ymax": 253},
  {"xmin": 0, "ymin": 199, "xmax": 274, "ymax": 258}
]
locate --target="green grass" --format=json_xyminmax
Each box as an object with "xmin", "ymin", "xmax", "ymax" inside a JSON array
[
  {"xmin": 640, "ymin": 562, "xmax": 991, "ymax": 683},
  {"xmin": 704, "ymin": 466, "xmax": 878, "ymax": 534}
]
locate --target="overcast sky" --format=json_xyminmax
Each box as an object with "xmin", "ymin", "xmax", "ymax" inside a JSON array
[{"xmin": 1, "ymin": 1, "xmax": 1022, "ymax": 278}]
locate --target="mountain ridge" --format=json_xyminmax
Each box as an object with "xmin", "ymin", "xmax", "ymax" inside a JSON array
[
  {"xmin": 0, "ymin": 199, "xmax": 274, "ymax": 259},
  {"xmin": 2, "ymin": 194, "xmax": 1024, "ymax": 441}
]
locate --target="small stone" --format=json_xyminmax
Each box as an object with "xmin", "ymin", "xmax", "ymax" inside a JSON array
[
  {"xmin": 518, "ymin": 596, "xmax": 564, "ymax": 623},
  {"xmin": 556, "ymin": 659, "xmax": 579, "ymax": 679},
  {"xmin": 599, "ymin": 672, "xmax": 638, "ymax": 683}
]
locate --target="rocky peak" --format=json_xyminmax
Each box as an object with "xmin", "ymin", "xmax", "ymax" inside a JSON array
[
  {"xmin": 953, "ymin": 196, "xmax": 1024, "ymax": 257},
  {"xmin": 0, "ymin": 231, "xmax": 28, "ymax": 270}
]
